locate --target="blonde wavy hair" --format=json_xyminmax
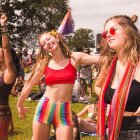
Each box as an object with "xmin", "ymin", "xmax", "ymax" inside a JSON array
[
  {"xmin": 100, "ymin": 15, "xmax": 140, "ymax": 68},
  {"xmin": 27, "ymin": 30, "xmax": 71, "ymax": 81}
]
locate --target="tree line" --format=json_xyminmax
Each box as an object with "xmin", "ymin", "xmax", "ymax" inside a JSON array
[{"xmin": 0, "ymin": 0, "xmax": 95, "ymax": 51}]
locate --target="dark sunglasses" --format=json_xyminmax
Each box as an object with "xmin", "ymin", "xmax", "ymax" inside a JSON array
[{"xmin": 102, "ymin": 27, "xmax": 121, "ymax": 39}]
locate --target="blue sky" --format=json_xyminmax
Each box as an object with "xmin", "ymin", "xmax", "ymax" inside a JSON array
[{"xmin": 69, "ymin": 0, "xmax": 140, "ymax": 35}]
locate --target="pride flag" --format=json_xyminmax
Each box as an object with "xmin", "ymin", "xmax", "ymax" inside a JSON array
[{"xmin": 58, "ymin": 9, "xmax": 74, "ymax": 35}]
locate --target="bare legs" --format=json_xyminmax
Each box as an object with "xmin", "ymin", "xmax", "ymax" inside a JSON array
[
  {"xmin": 56, "ymin": 126, "xmax": 73, "ymax": 140},
  {"xmin": 32, "ymin": 121, "xmax": 51, "ymax": 140},
  {"xmin": 32, "ymin": 121, "xmax": 73, "ymax": 140},
  {"xmin": 87, "ymin": 85, "xmax": 92, "ymax": 98}
]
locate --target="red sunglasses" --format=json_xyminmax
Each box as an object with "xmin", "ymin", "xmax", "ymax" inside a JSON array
[{"xmin": 102, "ymin": 27, "xmax": 116, "ymax": 39}]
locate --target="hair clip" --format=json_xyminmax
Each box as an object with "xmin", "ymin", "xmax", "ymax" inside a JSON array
[{"xmin": 50, "ymin": 30, "xmax": 57, "ymax": 37}]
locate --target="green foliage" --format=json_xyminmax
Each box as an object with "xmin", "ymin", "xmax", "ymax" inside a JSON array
[
  {"xmin": 67, "ymin": 28, "xmax": 95, "ymax": 52},
  {"xmin": 0, "ymin": 0, "xmax": 69, "ymax": 48}
]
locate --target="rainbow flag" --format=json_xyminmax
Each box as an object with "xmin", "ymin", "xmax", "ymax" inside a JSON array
[{"xmin": 58, "ymin": 9, "xmax": 74, "ymax": 35}]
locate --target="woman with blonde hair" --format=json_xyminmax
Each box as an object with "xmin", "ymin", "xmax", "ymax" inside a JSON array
[
  {"xmin": 94, "ymin": 15, "xmax": 140, "ymax": 139},
  {"xmin": 17, "ymin": 30, "xmax": 100, "ymax": 140}
]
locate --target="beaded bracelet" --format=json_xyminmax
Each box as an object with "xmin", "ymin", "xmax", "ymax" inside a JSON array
[
  {"xmin": 0, "ymin": 26, "xmax": 8, "ymax": 34},
  {"xmin": 0, "ymin": 26, "xmax": 7, "ymax": 30},
  {"xmin": 1, "ymin": 31, "xmax": 8, "ymax": 35}
]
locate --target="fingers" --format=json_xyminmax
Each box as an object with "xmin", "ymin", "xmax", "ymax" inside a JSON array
[
  {"xmin": 25, "ymin": 107, "xmax": 30, "ymax": 113},
  {"xmin": 18, "ymin": 109, "xmax": 25, "ymax": 119},
  {"xmin": 19, "ymin": 113, "xmax": 25, "ymax": 119},
  {"xmin": 0, "ymin": 13, "xmax": 7, "ymax": 25},
  {"xmin": 17, "ymin": 106, "xmax": 30, "ymax": 119}
]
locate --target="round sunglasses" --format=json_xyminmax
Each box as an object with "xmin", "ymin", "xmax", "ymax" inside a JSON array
[{"xmin": 102, "ymin": 27, "xmax": 122, "ymax": 39}]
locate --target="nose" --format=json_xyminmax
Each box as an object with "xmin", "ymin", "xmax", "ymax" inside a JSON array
[
  {"xmin": 43, "ymin": 40, "xmax": 50, "ymax": 47},
  {"xmin": 106, "ymin": 31, "xmax": 112, "ymax": 39}
]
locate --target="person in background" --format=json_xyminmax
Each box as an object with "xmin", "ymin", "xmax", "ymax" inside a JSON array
[
  {"xmin": 79, "ymin": 49, "xmax": 93, "ymax": 100},
  {"xmin": 94, "ymin": 15, "xmax": 140, "ymax": 139},
  {"xmin": 21, "ymin": 47, "xmax": 35, "ymax": 81},
  {"xmin": 0, "ymin": 13, "xmax": 20, "ymax": 140},
  {"xmin": 11, "ymin": 76, "xmax": 24, "ymax": 97},
  {"xmin": 16, "ymin": 50, "xmax": 25, "ymax": 78},
  {"xmin": 22, "ymin": 48, "xmax": 33, "ymax": 68},
  {"xmin": 92, "ymin": 65, "xmax": 99, "ymax": 80},
  {"xmin": 17, "ymin": 30, "xmax": 100, "ymax": 140},
  {"xmin": 77, "ymin": 103, "xmax": 97, "ymax": 134},
  {"xmin": 72, "ymin": 71, "xmax": 81, "ymax": 103},
  {"xmin": 72, "ymin": 111, "xmax": 81, "ymax": 140}
]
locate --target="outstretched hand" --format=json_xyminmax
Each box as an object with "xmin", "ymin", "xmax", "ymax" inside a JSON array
[{"xmin": 17, "ymin": 106, "xmax": 30, "ymax": 119}]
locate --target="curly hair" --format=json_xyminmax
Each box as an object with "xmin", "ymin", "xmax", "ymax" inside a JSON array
[{"xmin": 10, "ymin": 48, "xmax": 20, "ymax": 77}]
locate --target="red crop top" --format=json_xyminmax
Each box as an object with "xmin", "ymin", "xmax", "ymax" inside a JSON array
[{"xmin": 44, "ymin": 59, "xmax": 77, "ymax": 85}]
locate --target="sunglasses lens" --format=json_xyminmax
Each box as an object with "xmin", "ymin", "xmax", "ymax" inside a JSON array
[
  {"xmin": 102, "ymin": 27, "xmax": 116, "ymax": 39},
  {"xmin": 102, "ymin": 31, "xmax": 107, "ymax": 39},
  {"xmin": 110, "ymin": 27, "xmax": 115, "ymax": 35}
]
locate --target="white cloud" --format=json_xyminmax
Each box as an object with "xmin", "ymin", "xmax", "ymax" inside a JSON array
[{"xmin": 69, "ymin": 0, "xmax": 140, "ymax": 35}]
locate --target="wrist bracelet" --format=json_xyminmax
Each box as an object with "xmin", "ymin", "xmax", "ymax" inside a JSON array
[
  {"xmin": 0, "ymin": 25, "xmax": 7, "ymax": 29},
  {"xmin": 0, "ymin": 27, "xmax": 8, "ymax": 33},
  {"xmin": 0, "ymin": 31, "xmax": 8, "ymax": 35},
  {"xmin": 1, "ymin": 32, "xmax": 8, "ymax": 35}
]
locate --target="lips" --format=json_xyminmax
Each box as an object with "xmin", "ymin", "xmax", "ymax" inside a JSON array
[
  {"xmin": 49, "ymin": 44, "xmax": 54, "ymax": 49},
  {"xmin": 48, "ymin": 43, "xmax": 54, "ymax": 49}
]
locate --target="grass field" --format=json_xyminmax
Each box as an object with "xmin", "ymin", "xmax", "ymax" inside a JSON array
[{"xmin": 8, "ymin": 95, "xmax": 100, "ymax": 140}]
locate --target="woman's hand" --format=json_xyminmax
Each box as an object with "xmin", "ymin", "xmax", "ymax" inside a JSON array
[
  {"xmin": 17, "ymin": 105, "xmax": 30, "ymax": 119},
  {"xmin": 0, "ymin": 13, "xmax": 7, "ymax": 26}
]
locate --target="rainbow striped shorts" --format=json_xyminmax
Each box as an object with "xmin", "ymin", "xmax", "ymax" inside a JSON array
[{"xmin": 34, "ymin": 96, "xmax": 73, "ymax": 127}]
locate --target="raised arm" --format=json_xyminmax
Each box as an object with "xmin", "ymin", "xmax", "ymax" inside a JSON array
[
  {"xmin": 1, "ymin": 13, "xmax": 17, "ymax": 82},
  {"xmin": 17, "ymin": 63, "xmax": 45, "ymax": 119},
  {"xmin": 77, "ymin": 105, "xmax": 90, "ymax": 118},
  {"xmin": 71, "ymin": 52, "xmax": 100, "ymax": 66},
  {"xmin": 94, "ymin": 67, "xmax": 108, "ymax": 97}
]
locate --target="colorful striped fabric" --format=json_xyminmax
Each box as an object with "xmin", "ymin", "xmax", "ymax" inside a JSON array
[
  {"xmin": 34, "ymin": 96, "xmax": 73, "ymax": 127},
  {"xmin": 58, "ymin": 9, "xmax": 74, "ymax": 35},
  {"xmin": 97, "ymin": 56, "xmax": 136, "ymax": 140}
]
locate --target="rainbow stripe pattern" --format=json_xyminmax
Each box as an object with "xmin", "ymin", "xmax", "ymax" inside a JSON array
[
  {"xmin": 58, "ymin": 9, "xmax": 74, "ymax": 35},
  {"xmin": 34, "ymin": 96, "xmax": 73, "ymax": 127}
]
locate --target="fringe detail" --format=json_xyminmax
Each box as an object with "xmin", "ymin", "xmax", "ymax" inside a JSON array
[
  {"xmin": 0, "ymin": 106, "xmax": 14, "ymax": 140},
  {"xmin": 0, "ymin": 115, "xmax": 11, "ymax": 139}
]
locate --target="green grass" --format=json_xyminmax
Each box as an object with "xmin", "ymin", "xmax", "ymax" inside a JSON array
[{"xmin": 9, "ymin": 95, "xmax": 100, "ymax": 140}]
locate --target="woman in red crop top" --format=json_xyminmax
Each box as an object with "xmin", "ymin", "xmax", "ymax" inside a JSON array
[
  {"xmin": 17, "ymin": 30, "xmax": 100, "ymax": 140},
  {"xmin": 94, "ymin": 15, "xmax": 140, "ymax": 139}
]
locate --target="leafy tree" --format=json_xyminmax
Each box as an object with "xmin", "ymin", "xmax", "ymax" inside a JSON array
[
  {"xmin": 0, "ymin": 0, "xmax": 69, "ymax": 48},
  {"xmin": 67, "ymin": 28, "xmax": 95, "ymax": 52}
]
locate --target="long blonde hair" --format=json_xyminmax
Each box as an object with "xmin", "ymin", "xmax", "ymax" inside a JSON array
[
  {"xmin": 27, "ymin": 30, "xmax": 71, "ymax": 81},
  {"xmin": 100, "ymin": 15, "xmax": 140, "ymax": 67}
]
